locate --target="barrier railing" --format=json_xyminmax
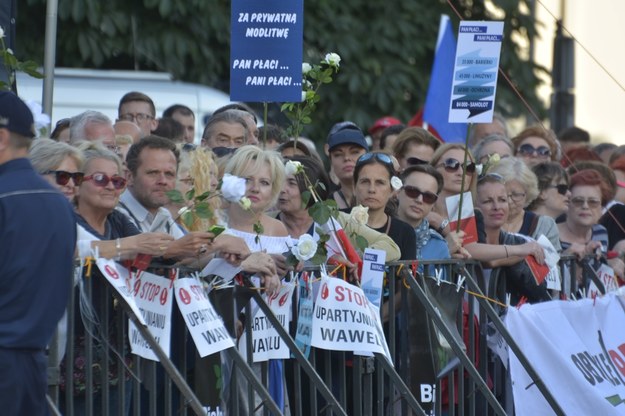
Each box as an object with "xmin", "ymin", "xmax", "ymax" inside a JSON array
[{"xmin": 47, "ymin": 253, "xmax": 605, "ymax": 415}]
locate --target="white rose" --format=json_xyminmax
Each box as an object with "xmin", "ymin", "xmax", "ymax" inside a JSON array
[
  {"xmin": 285, "ymin": 160, "xmax": 303, "ymax": 176},
  {"xmin": 25, "ymin": 100, "xmax": 51, "ymax": 136},
  {"xmin": 239, "ymin": 196, "xmax": 252, "ymax": 210},
  {"xmin": 291, "ymin": 234, "xmax": 318, "ymax": 262},
  {"xmin": 475, "ymin": 164, "xmax": 483, "ymax": 176},
  {"xmin": 349, "ymin": 204, "xmax": 369, "ymax": 226},
  {"xmin": 0, "ymin": 27, "xmax": 4, "ymax": 39},
  {"xmin": 221, "ymin": 174, "xmax": 247, "ymax": 203},
  {"xmin": 490, "ymin": 153, "xmax": 501, "ymax": 163},
  {"xmin": 301, "ymin": 91, "xmax": 307, "ymax": 102},
  {"xmin": 324, "ymin": 52, "xmax": 341, "ymax": 68},
  {"xmin": 302, "ymin": 62, "xmax": 312, "ymax": 74},
  {"xmin": 6, "ymin": 48, "xmax": 13, "ymax": 55},
  {"xmin": 390, "ymin": 176, "xmax": 403, "ymax": 191}
]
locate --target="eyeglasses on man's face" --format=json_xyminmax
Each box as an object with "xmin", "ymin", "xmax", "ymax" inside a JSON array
[{"xmin": 119, "ymin": 113, "xmax": 154, "ymax": 123}]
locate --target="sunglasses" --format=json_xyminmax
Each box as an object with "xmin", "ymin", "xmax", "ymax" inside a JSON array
[
  {"xmin": 570, "ymin": 197, "xmax": 601, "ymax": 209},
  {"xmin": 406, "ymin": 156, "xmax": 429, "ymax": 166},
  {"xmin": 356, "ymin": 152, "xmax": 394, "ymax": 169},
  {"xmin": 402, "ymin": 185, "xmax": 438, "ymax": 204},
  {"xmin": 211, "ymin": 147, "xmax": 238, "ymax": 158},
  {"xmin": 83, "ymin": 173, "xmax": 127, "ymax": 189},
  {"xmin": 437, "ymin": 158, "xmax": 476, "ymax": 174},
  {"xmin": 517, "ymin": 143, "xmax": 551, "ymax": 158},
  {"xmin": 548, "ymin": 184, "xmax": 569, "ymax": 195},
  {"xmin": 43, "ymin": 170, "xmax": 85, "ymax": 186}
]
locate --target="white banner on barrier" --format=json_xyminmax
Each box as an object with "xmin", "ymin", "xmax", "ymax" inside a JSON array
[
  {"xmin": 505, "ymin": 294, "xmax": 625, "ymax": 415},
  {"xmin": 128, "ymin": 271, "xmax": 174, "ymax": 361},
  {"xmin": 240, "ymin": 283, "xmax": 295, "ymax": 362},
  {"xmin": 96, "ymin": 258, "xmax": 145, "ymax": 326},
  {"xmin": 587, "ymin": 264, "xmax": 620, "ymax": 299},
  {"xmin": 311, "ymin": 277, "xmax": 391, "ymax": 360},
  {"xmin": 175, "ymin": 277, "xmax": 234, "ymax": 357}
]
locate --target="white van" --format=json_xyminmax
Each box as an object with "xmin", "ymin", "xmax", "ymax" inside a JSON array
[{"xmin": 16, "ymin": 68, "xmax": 235, "ymax": 143}]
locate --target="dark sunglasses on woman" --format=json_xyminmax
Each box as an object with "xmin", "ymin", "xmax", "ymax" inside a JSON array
[
  {"xmin": 548, "ymin": 184, "xmax": 568, "ymax": 195},
  {"xmin": 402, "ymin": 185, "xmax": 438, "ymax": 204},
  {"xmin": 517, "ymin": 143, "xmax": 551, "ymax": 158},
  {"xmin": 406, "ymin": 157, "xmax": 429, "ymax": 166},
  {"xmin": 437, "ymin": 158, "xmax": 476, "ymax": 174},
  {"xmin": 83, "ymin": 173, "xmax": 127, "ymax": 189},
  {"xmin": 43, "ymin": 170, "xmax": 85, "ymax": 186}
]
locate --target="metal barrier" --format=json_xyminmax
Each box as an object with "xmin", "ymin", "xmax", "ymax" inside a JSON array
[{"xmin": 47, "ymin": 255, "xmax": 592, "ymax": 415}]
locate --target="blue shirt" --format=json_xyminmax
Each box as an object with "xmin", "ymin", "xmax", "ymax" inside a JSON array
[
  {"xmin": 0, "ymin": 158, "xmax": 76, "ymax": 349},
  {"xmin": 418, "ymin": 230, "xmax": 451, "ymax": 280}
]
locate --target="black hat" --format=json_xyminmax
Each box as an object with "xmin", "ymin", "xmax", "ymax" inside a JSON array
[
  {"xmin": 0, "ymin": 92, "xmax": 35, "ymax": 138},
  {"xmin": 327, "ymin": 127, "xmax": 368, "ymax": 152}
]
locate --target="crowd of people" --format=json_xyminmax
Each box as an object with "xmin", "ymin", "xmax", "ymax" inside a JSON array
[{"xmin": 2, "ymin": 88, "xmax": 625, "ymax": 415}]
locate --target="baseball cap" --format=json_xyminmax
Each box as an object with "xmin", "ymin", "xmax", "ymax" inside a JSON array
[
  {"xmin": 0, "ymin": 91, "xmax": 35, "ymax": 138},
  {"xmin": 369, "ymin": 116, "xmax": 401, "ymax": 134},
  {"xmin": 327, "ymin": 126, "xmax": 368, "ymax": 152}
]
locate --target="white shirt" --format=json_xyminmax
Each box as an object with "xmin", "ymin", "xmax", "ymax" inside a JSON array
[{"xmin": 116, "ymin": 190, "xmax": 184, "ymax": 239}]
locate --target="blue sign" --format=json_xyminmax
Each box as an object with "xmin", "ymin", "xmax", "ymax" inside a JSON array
[{"xmin": 230, "ymin": 0, "xmax": 304, "ymax": 102}]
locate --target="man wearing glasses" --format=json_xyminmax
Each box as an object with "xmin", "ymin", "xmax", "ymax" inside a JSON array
[
  {"xmin": 396, "ymin": 164, "xmax": 451, "ymax": 261},
  {"xmin": 117, "ymin": 91, "xmax": 159, "ymax": 138},
  {"xmin": 0, "ymin": 92, "xmax": 76, "ymax": 415}
]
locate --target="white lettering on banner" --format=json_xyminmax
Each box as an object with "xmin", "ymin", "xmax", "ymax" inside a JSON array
[
  {"xmin": 505, "ymin": 294, "xmax": 625, "ymax": 415},
  {"xmin": 587, "ymin": 264, "xmax": 620, "ymax": 299},
  {"xmin": 175, "ymin": 278, "xmax": 234, "ymax": 357},
  {"xmin": 239, "ymin": 284, "xmax": 295, "ymax": 362},
  {"xmin": 129, "ymin": 272, "xmax": 173, "ymax": 361},
  {"xmin": 311, "ymin": 276, "xmax": 391, "ymax": 361},
  {"xmin": 95, "ymin": 258, "xmax": 146, "ymax": 326}
]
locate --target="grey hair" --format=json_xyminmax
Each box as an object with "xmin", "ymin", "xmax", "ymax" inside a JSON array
[
  {"xmin": 29, "ymin": 138, "xmax": 85, "ymax": 173},
  {"xmin": 69, "ymin": 110, "xmax": 113, "ymax": 144},
  {"xmin": 471, "ymin": 134, "xmax": 514, "ymax": 162},
  {"xmin": 75, "ymin": 140, "xmax": 123, "ymax": 174},
  {"xmin": 201, "ymin": 111, "xmax": 249, "ymax": 143},
  {"xmin": 490, "ymin": 156, "xmax": 539, "ymax": 207}
]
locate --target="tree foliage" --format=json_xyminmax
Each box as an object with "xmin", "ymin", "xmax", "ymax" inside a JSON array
[{"xmin": 16, "ymin": 0, "xmax": 547, "ymax": 142}]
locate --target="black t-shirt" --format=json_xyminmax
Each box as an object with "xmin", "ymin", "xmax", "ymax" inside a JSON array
[
  {"xmin": 76, "ymin": 209, "xmax": 141, "ymax": 240},
  {"xmin": 372, "ymin": 216, "xmax": 417, "ymax": 261},
  {"xmin": 600, "ymin": 204, "xmax": 625, "ymax": 250}
]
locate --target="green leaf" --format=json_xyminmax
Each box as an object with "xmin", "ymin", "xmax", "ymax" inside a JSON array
[
  {"xmin": 308, "ymin": 201, "xmax": 331, "ymax": 225},
  {"xmin": 166, "ymin": 189, "xmax": 184, "ymax": 204},
  {"xmin": 355, "ymin": 235, "xmax": 368, "ymax": 253},
  {"xmin": 185, "ymin": 188, "xmax": 195, "ymax": 201},
  {"xmin": 301, "ymin": 190, "xmax": 311, "ymax": 208},
  {"xmin": 195, "ymin": 191, "xmax": 211, "ymax": 201},
  {"xmin": 182, "ymin": 211, "xmax": 194, "ymax": 229},
  {"xmin": 253, "ymin": 221, "xmax": 264, "ymax": 236},
  {"xmin": 194, "ymin": 202, "xmax": 213, "ymax": 219}
]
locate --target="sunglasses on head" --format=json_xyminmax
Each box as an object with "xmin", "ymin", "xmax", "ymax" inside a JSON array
[
  {"xmin": 402, "ymin": 185, "xmax": 438, "ymax": 204},
  {"xmin": 517, "ymin": 143, "xmax": 551, "ymax": 158},
  {"xmin": 83, "ymin": 173, "xmax": 127, "ymax": 189},
  {"xmin": 548, "ymin": 184, "xmax": 569, "ymax": 195},
  {"xmin": 43, "ymin": 170, "xmax": 84, "ymax": 186},
  {"xmin": 437, "ymin": 158, "xmax": 476, "ymax": 174},
  {"xmin": 406, "ymin": 157, "xmax": 429, "ymax": 166},
  {"xmin": 356, "ymin": 152, "xmax": 394, "ymax": 168}
]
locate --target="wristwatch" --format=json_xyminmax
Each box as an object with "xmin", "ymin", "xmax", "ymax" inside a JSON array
[{"xmin": 437, "ymin": 219, "xmax": 449, "ymax": 235}]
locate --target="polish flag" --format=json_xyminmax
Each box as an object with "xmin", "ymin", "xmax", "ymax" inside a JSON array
[{"xmin": 446, "ymin": 191, "xmax": 478, "ymax": 244}]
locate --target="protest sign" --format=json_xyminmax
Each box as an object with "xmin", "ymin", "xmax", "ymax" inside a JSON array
[
  {"xmin": 506, "ymin": 294, "xmax": 625, "ymax": 415},
  {"xmin": 96, "ymin": 258, "xmax": 145, "ymax": 326},
  {"xmin": 240, "ymin": 283, "xmax": 295, "ymax": 362},
  {"xmin": 128, "ymin": 271, "xmax": 173, "ymax": 361},
  {"xmin": 230, "ymin": 0, "xmax": 304, "ymax": 102},
  {"xmin": 311, "ymin": 276, "xmax": 390, "ymax": 360},
  {"xmin": 587, "ymin": 263, "xmax": 620, "ymax": 298},
  {"xmin": 175, "ymin": 277, "xmax": 234, "ymax": 357},
  {"xmin": 449, "ymin": 21, "xmax": 504, "ymax": 123},
  {"xmin": 360, "ymin": 249, "xmax": 386, "ymax": 308},
  {"xmin": 294, "ymin": 272, "xmax": 314, "ymax": 359}
]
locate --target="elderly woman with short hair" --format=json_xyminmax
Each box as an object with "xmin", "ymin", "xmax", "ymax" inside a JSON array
[
  {"xmin": 471, "ymin": 134, "xmax": 514, "ymax": 164},
  {"xmin": 29, "ymin": 138, "xmax": 84, "ymax": 203},
  {"xmin": 490, "ymin": 157, "xmax": 561, "ymax": 251}
]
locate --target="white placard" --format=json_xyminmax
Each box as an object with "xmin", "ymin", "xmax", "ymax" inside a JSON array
[
  {"xmin": 128, "ymin": 271, "xmax": 174, "ymax": 361},
  {"xmin": 96, "ymin": 258, "xmax": 145, "ymax": 326},
  {"xmin": 174, "ymin": 277, "xmax": 234, "ymax": 357},
  {"xmin": 537, "ymin": 235, "xmax": 562, "ymax": 291},
  {"xmin": 240, "ymin": 283, "xmax": 295, "ymax": 362},
  {"xmin": 311, "ymin": 276, "xmax": 390, "ymax": 360},
  {"xmin": 360, "ymin": 249, "xmax": 386, "ymax": 308},
  {"xmin": 587, "ymin": 263, "xmax": 620, "ymax": 298},
  {"xmin": 449, "ymin": 21, "xmax": 504, "ymax": 123}
]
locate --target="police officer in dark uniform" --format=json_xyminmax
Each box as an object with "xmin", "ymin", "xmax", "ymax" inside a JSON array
[{"xmin": 0, "ymin": 92, "xmax": 76, "ymax": 415}]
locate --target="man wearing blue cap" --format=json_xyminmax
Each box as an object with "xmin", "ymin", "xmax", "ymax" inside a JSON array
[
  {"xmin": 325, "ymin": 123, "xmax": 368, "ymax": 209},
  {"xmin": 0, "ymin": 92, "xmax": 76, "ymax": 415}
]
